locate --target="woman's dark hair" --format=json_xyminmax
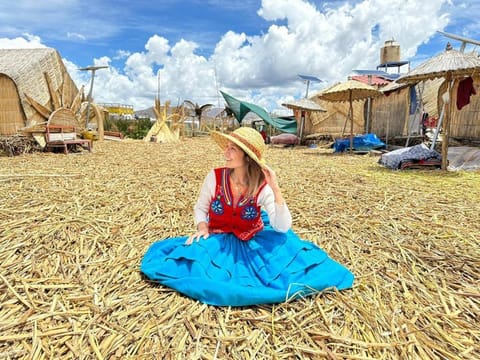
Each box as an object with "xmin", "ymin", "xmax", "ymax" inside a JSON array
[{"xmin": 244, "ymin": 154, "xmax": 265, "ymax": 197}]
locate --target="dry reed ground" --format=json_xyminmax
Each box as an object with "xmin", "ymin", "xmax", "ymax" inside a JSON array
[{"xmin": 0, "ymin": 137, "xmax": 479, "ymax": 360}]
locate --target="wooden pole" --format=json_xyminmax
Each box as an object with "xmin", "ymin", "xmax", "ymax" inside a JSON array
[
  {"xmin": 97, "ymin": 109, "xmax": 106, "ymax": 141},
  {"xmin": 299, "ymin": 110, "xmax": 305, "ymax": 145},
  {"xmin": 441, "ymin": 74, "xmax": 453, "ymax": 170},
  {"xmin": 349, "ymin": 91, "xmax": 354, "ymax": 153}
]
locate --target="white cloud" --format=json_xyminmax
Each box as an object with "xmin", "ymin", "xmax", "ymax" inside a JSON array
[
  {"xmin": 144, "ymin": 35, "xmax": 171, "ymax": 65},
  {"xmin": 0, "ymin": 33, "xmax": 45, "ymax": 48},
  {"xmin": 0, "ymin": 0, "xmax": 454, "ymax": 112},
  {"xmin": 114, "ymin": 50, "xmax": 132, "ymax": 60},
  {"xmin": 67, "ymin": 32, "xmax": 86, "ymax": 41}
]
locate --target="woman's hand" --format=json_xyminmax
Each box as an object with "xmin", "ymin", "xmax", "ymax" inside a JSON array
[
  {"xmin": 262, "ymin": 165, "xmax": 279, "ymax": 190},
  {"xmin": 185, "ymin": 222, "xmax": 210, "ymax": 245},
  {"xmin": 263, "ymin": 165, "xmax": 285, "ymax": 206}
]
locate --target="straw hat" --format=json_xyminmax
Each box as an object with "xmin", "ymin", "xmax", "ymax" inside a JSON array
[{"xmin": 210, "ymin": 127, "xmax": 267, "ymax": 168}]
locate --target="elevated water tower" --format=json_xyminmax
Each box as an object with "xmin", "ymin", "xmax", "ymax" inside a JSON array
[{"xmin": 377, "ymin": 39, "xmax": 409, "ymax": 73}]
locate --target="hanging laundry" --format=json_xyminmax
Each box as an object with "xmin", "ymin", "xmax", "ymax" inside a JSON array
[{"xmin": 457, "ymin": 77, "xmax": 476, "ymax": 110}]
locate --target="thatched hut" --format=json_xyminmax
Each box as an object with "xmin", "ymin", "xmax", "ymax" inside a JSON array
[
  {"xmin": 310, "ymin": 75, "xmax": 480, "ymax": 145},
  {"xmin": 0, "ymin": 48, "xmax": 82, "ymax": 136},
  {"xmin": 370, "ymin": 75, "xmax": 480, "ymax": 143},
  {"xmin": 412, "ymin": 76, "xmax": 480, "ymax": 141},
  {"xmin": 309, "ymin": 86, "xmax": 416, "ymax": 144},
  {"xmin": 369, "ymin": 82, "xmax": 413, "ymax": 142},
  {"xmin": 281, "ymin": 99, "xmax": 326, "ymax": 143},
  {"xmin": 447, "ymin": 76, "xmax": 480, "ymax": 140},
  {"xmin": 309, "ymin": 95, "xmax": 366, "ymax": 138},
  {"xmin": 305, "ymin": 72, "xmax": 409, "ymax": 142}
]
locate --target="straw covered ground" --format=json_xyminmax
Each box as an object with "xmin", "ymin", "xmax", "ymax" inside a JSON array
[{"xmin": 1, "ymin": 138, "xmax": 479, "ymax": 360}]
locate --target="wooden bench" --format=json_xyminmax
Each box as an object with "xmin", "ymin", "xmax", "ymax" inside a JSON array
[{"xmin": 45, "ymin": 125, "xmax": 92, "ymax": 154}]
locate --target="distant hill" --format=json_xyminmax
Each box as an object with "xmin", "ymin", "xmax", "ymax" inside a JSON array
[{"xmin": 134, "ymin": 107, "xmax": 155, "ymax": 119}]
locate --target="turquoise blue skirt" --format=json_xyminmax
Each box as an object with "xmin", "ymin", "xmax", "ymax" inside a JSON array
[{"xmin": 141, "ymin": 213, "xmax": 354, "ymax": 306}]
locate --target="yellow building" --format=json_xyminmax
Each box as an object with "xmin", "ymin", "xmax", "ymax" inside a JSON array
[{"xmin": 98, "ymin": 103, "xmax": 134, "ymax": 119}]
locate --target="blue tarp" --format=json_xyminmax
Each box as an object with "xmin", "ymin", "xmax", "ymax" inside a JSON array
[{"xmin": 334, "ymin": 133, "xmax": 386, "ymax": 153}]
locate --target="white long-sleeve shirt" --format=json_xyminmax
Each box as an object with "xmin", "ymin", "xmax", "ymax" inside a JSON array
[{"xmin": 194, "ymin": 169, "xmax": 292, "ymax": 233}]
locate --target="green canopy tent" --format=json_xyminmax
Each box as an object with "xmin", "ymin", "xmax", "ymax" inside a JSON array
[{"xmin": 220, "ymin": 91, "xmax": 297, "ymax": 134}]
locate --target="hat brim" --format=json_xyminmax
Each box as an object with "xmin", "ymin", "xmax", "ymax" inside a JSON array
[{"xmin": 210, "ymin": 131, "xmax": 267, "ymax": 169}]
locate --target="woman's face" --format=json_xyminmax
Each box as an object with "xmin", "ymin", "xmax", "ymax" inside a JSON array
[{"xmin": 224, "ymin": 141, "xmax": 247, "ymax": 169}]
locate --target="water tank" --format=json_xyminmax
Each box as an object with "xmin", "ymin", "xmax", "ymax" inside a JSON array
[{"xmin": 380, "ymin": 39, "xmax": 400, "ymax": 64}]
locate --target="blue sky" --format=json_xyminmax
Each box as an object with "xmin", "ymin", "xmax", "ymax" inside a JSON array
[{"xmin": 1, "ymin": 0, "xmax": 479, "ymax": 112}]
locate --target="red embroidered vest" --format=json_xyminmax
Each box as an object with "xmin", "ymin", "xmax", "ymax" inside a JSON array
[{"xmin": 208, "ymin": 168, "xmax": 266, "ymax": 241}]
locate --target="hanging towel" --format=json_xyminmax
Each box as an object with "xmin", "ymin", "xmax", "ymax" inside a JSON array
[{"xmin": 457, "ymin": 77, "xmax": 476, "ymax": 110}]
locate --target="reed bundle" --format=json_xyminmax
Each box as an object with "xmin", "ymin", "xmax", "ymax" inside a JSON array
[{"xmin": 0, "ymin": 135, "xmax": 42, "ymax": 157}]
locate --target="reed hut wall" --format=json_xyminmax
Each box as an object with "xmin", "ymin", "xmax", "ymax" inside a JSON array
[
  {"xmin": 417, "ymin": 77, "xmax": 480, "ymax": 140},
  {"xmin": 419, "ymin": 79, "xmax": 443, "ymax": 118},
  {"xmin": 308, "ymin": 99, "xmax": 365, "ymax": 137},
  {"xmin": 369, "ymin": 86, "xmax": 409, "ymax": 140},
  {"xmin": 291, "ymin": 109, "xmax": 317, "ymax": 137},
  {"xmin": 0, "ymin": 74, "xmax": 26, "ymax": 135},
  {"xmin": 0, "ymin": 48, "xmax": 79, "ymax": 135},
  {"xmin": 450, "ymin": 76, "xmax": 480, "ymax": 140}
]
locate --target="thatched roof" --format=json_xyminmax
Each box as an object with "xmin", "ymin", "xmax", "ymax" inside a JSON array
[
  {"xmin": 380, "ymin": 80, "xmax": 410, "ymax": 94},
  {"xmin": 281, "ymin": 98, "xmax": 326, "ymax": 112},
  {"xmin": 319, "ymin": 79, "xmax": 383, "ymax": 102},
  {"xmin": 0, "ymin": 48, "xmax": 78, "ymax": 121},
  {"xmin": 398, "ymin": 45, "xmax": 480, "ymax": 83}
]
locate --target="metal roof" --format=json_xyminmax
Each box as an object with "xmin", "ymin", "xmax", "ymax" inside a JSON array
[
  {"xmin": 377, "ymin": 60, "xmax": 410, "ymax": 68},
  {"xmin": 350, "ymin": 75, "xmax": 391, "ymax": 86},
  {"xmin": 352, "ymin": 69, "xmax": 401, "ymax": 81}
]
